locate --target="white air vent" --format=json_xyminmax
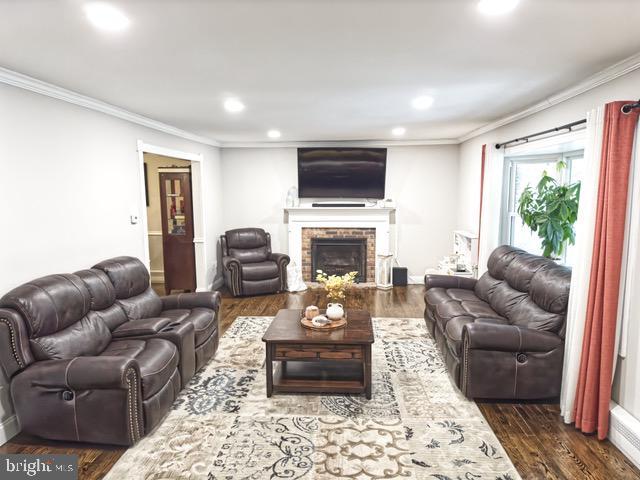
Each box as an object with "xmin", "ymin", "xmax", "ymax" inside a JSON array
[{"xmin": 610, "ymin": 403, "xmax": 640, "ymax": 469}]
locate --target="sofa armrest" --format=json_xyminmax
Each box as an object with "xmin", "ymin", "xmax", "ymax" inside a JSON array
[
  {"xmin": 112, "ymin": 317, "xmax": 172, "ymax": 338},
  {"xmin": 222, "ymin": 255, "xmax": 241, "ymax": 272},
  {"xmin": 269, "ymin": 252, "xmax": 290, "ymax": 266},
  {"xmin": 463, "ymin": 323, "xmax": 562, "ymax": 353},
  {"xmin": 222, "ymin": 255, "xmax": 242, "ymax": 296},
  {"xmin": 424, "ymin": 274, "xmax": 477, "ymax": 291},
  {"xmin": 161, "ymin": 291, "xmax": 221, "ymax": 312},
  {"xmin": 0, "ymin": 308, "xmax": 35, "ymax": 378},
  {"xmin": 16, "ymin": 356, "xmax": 139, "ymax": 391}
]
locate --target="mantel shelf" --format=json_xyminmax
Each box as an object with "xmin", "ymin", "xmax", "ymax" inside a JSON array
[{"xmin": 284, "ymin": 206, "xmax": 396, "ymax": 213}]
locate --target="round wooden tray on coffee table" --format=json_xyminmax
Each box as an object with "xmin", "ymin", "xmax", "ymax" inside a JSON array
[{"xmin": 300, "ymin": 315, "xmax": 347, "ymax": 330}]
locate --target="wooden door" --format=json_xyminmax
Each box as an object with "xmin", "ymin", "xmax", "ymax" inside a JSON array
[{"xmin": 159, "ymin": 170, "xmax": 196, "ymax": 294}]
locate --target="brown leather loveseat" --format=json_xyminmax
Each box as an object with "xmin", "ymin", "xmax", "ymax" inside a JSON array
[
  {"xmin": 221, "ymin": 228, "xmax": 290, "ymax": 296},
  {"xmin": 0, "ymin": 256, "xmax": 220, "ymax": 446},
  {"xmin": 424, "ymin": 245, "xmax": 571, "ymax": 400}
]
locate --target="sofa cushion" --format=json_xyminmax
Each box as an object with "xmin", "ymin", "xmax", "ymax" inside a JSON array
[
  {"xmin": 489, "ymin": 282, "xmax": 528, "ymax": 319},
  {"xmin": 444, "ymin": 316, "xmax": 474, "ymax": 355},
  {"xmin": 226, "ymin": 228, "xmax": 270, "ymax": 264},
  {"xmin": 117, "ymin": 287, "xmax": 162, "ymax": 320},
  {"xmin": 0, "ymin": 274, "xmax": 91, "ymax": 338},
  {"xmin": 530, "ymin": 266, "xmax": 571, "ymax": 314},
  {"xmin": 424, "ymin": 288, "xmax": 451, "ymax": 306},
  {"xmin": 101, "ymin": 338, "xmax": 178, "ymax": 399},
  {"xmin": 447, "ymin": 288, "xmax": 480, "ymax": 302},
  {"xmin": 87, "ymin": 304, "xmax": 129, "ymax": 331},
  {"xmin": 241, "ymin": 261, "xmax": 279, "ymax": 281},
  {"xmin": 93, "ymin": 257, "xmax": 151, "ymax": 299},
  {"xmin": 503, "ymin": 254, "xmax": 552, "ymax": 293},
  {"xmin": 508, "ymin": 297, "xmax": 566, "ymax": 334},
  {"xmin": 474, "ymin": 273, "xmax": 502, "ymax": 303},
  {"xmin": 30, "ymin": 315, "xmax": 111, "ymax": 360},
  {"xmin": 487, "ymin": 245, "xmax": 526, "ymax": 280},
  {"xmin": 74, "ymin": 269, "xmax": 116, "ymax": 310}
]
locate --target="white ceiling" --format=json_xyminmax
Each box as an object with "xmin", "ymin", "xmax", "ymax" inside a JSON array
[{"xmin": 1, "ymin": 0, "xmax": 640, "ymax": 143}]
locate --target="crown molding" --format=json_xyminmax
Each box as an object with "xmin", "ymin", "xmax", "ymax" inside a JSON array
[
  {"xmin": 219, "ymin": 138, "xmax": 459, "ymax": 148},
  {"xmin": 4, "ymin": 48, "xmax": 640, "ymax": 150},
  {"xmin": 0, "ymin": 67, "xmax": 220, "ymax": 147},
  {"xmin": 457, "ymin": 51, "xmax": 640, "ymax": 144}
]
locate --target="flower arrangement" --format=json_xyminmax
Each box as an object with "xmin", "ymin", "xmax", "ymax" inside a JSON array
[{"xmin": 315, "ymin": 270, "xmax": 358, "ymax": 302}]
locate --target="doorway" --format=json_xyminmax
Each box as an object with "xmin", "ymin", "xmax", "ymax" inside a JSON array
[{"xmin": 144, "ymin": 152, "xmax": 196, "ymax": 294}]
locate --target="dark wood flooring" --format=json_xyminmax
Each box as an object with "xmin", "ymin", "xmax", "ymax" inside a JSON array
[{"xmin": 1, "ymin": 285, "xmax": 638, "ymax": 479}]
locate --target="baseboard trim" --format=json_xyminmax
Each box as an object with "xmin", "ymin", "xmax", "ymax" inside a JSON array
[
  {"xmin": 408, "ymin": 275, "xmax": 423, "ymax": 285},
  {"xmin": 0, "ymin": 415, "xmax": 20, "ymax": 445},
  {"xmin": 610, "ymin": 403, "xmax": 640, "ymax": 469}
]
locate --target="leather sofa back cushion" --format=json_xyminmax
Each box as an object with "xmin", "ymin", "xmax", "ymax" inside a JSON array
[
  {"xmin": 0, "ymin": 274, "xmax": 91, "ymax": 337},
  {"xmin": 93, "ymin": 256, "xmax": 150, "ymax": 299},
  {"xmin": 74, "ymin": 269, "xmax": 116, "ymax": 310},
  {"xmin": 225, "ymin": 228, "xmax": 269, "ymax": 263},
  {"xmin": 486, "ymin": 245, "xmax": 526, "ymax": 280},
  {"xmin": 89, "ymin": 305, "xmax": 129, "ymax": 331},
  {"xmin": 30, "ymin": 315, "xmax": 111, "ymax": 360},
  {"xmin": 116, "ymin": 287, "xmax": 162, "ymax": 320},
  {"xmin": 229, "ymin": 246, "xmax": 269, "ymax": 264},
  {"xmin": 503, "ymin": 254, "xmax": 552, "ymax": 292},
  {"xmin": 530, "ymin": 266, "xmax": 571, "ymax": 314},
  {"xmin": 474, "ymin": 273, "xmax": 502, "ymax": 303}
]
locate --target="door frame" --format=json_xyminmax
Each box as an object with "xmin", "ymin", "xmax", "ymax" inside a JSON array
[{"xmin": 136, "ymin": 140, "xmax": 209, "ymax": 291}]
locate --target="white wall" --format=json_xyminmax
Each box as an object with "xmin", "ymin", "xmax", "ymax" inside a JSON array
[
  {"xmin": 220, "ymin": 145, "xmax": 460, "ymax": 277},
  {"xmin": 456, "ymin": 68, "xmax": 640, "ymax": 419},
  {"xmin": 457, "ymin": 68, "xmax": 640, "ymax": 234},
  {"xmin": 0, "ymin": 83, "xmax": 223, "ymax": 436}
]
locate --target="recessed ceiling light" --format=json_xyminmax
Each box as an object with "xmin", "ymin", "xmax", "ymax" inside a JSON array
[
  {"xmin": 223, "ymin": 97, "xmax": 245, "ymax": 113},
  {"xmin": 411, "ymin": 95, "xmax": 434, "ymax": 110},
  {"xmin": 84, "ymin": 3, "xmax": 130, "ymax": 32},
  {"xmin": 478, "ymin": 0, "xmax": 520, "ymax": 16},
  {"xmin": 267, "ymin": 129, "xmax": 281, "ymax": 139},
  {"xmin": 392, "ymin": 127, "xmax": 406, "ymax": 137}
]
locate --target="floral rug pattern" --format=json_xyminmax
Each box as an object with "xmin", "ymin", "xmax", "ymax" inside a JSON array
[{"xmin": 105, "ymin": 316, "xmax": 521, "ymax": 480}]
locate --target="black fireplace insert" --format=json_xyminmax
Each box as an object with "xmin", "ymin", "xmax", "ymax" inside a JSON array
[{"xmin": 311, "ymin": 238, "xmax": 367, "ymax": 283}]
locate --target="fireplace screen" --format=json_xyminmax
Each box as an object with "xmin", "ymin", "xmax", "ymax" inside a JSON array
[{"xmin": 311, "ymin": 238, "xmax": 367, "ymax": 283}]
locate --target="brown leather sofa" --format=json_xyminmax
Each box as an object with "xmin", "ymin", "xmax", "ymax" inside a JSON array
[
  {"xmin": 221, "ymin": 228, "xmax": 290, "ymax": 296},
  {"xmin": 424, "ymin": 245, "xmax": 571, "ymax": 400},
  {"xmin": 0, "ymin": 256, "xmax": 220, "ymax": 446}
]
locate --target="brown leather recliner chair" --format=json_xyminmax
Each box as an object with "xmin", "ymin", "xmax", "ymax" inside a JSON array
[
  {"xmin": 221, "ymin": 228, "xmax": 290, "ymax": 296},
  {"xmin": 424, "ymin": 245, "xmax": 571, "ymax": 400},
  {"xmin": 0, "ymin": 257, "xmax": 220, "ymax": 446}
]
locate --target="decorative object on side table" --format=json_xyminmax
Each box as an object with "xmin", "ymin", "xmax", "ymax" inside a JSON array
[
  {"xmin": 315, "ymin": 269, "xmax": 358, "ymax": 303},
  {"xmin": 376, "ymin": 253, "xmax": 394, "ymax": 290}
]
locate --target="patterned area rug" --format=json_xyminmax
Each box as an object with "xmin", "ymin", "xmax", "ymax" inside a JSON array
[{"xmin": 105, "ymin": 317, "xmax": 521, "ymax": 480}]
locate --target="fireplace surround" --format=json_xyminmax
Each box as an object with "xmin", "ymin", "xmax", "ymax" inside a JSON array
[{"xmin": 285, "ymin": 205, "xmax": 395, "ymax": 285}]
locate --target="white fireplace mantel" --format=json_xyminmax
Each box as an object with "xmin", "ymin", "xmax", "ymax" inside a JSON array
[{"xmin": 284, "ymin": 206, "xmax": 396, "ymax": 275}]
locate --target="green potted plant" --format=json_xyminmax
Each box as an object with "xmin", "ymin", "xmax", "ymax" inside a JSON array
[{"xmin": 517, "ymin": 162, "xmax": 581, "ymax": 259}]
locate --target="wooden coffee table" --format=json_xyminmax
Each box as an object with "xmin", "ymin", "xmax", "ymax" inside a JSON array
[{"xmin": 262, "ymin": 309, "xmax": 374, "ymax": 399}]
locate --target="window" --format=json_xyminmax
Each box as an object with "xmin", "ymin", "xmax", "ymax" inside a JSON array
[{"xmin": 501, "ymin": 150, "xmax": 584, "ymax": 262}]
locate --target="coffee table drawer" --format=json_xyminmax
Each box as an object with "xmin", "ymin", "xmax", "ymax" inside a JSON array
[{"xmin": 274, "ymin": 344, "xmax": 362, "ymax": 360}]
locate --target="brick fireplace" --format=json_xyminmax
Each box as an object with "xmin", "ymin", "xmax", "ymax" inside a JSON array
[{"xmin": 301, "ymin": 227, "xmax": 376, "ymax": 283}]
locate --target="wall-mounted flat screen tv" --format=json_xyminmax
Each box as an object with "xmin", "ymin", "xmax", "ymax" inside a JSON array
[{"xmin": 297, "ymin": 147, "xmax": 387, "ymax": 199}]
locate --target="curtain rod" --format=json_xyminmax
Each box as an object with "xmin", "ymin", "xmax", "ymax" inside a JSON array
[
  {"xmin": 495, "ymin": 119, "xmax": 587, "ymax": 149},
  {"xmin": 622, "ymin": 99, "xmax": 640, "ymax": 114}
]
